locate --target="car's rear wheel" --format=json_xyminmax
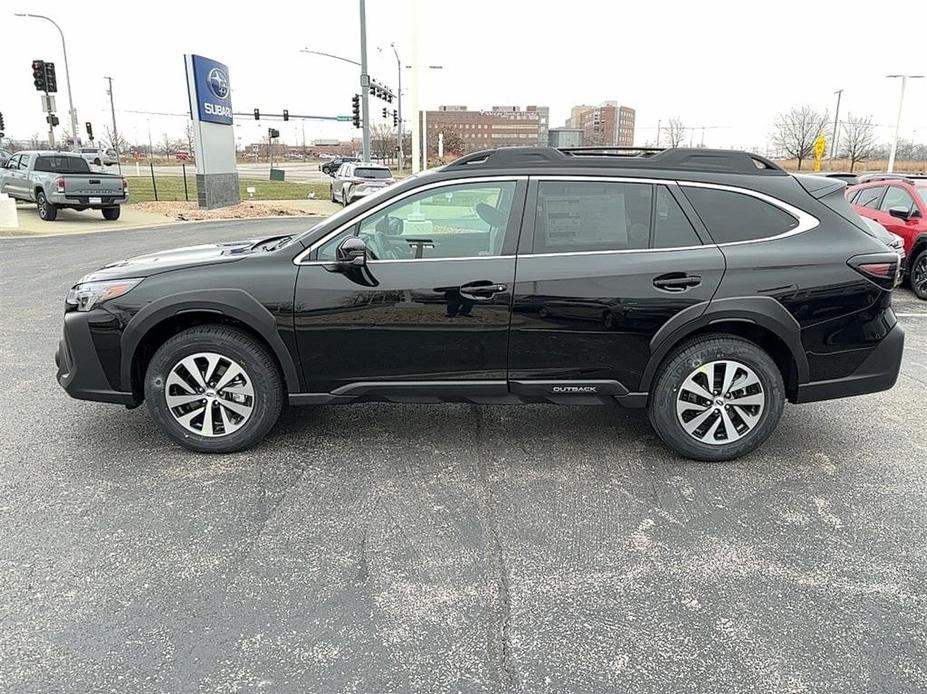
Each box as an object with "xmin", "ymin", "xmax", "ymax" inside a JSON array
[
  {"xmin": 37, "ymin": 191, "xmax": 57, "ymax": 221},
  {"xmin": 102, "ymin": 206, "xmax": 121, "ymax": 221},
  {"xmin": 911, "ymin": 250, "xmax": 927, "ymax": 300},
  {"xmin": 144, "ymin": 325, "xmax": 283, "ymax": 453},
  {"xmin": 648, "ymin": 335, "xmax": 784, "ymax": 462}
]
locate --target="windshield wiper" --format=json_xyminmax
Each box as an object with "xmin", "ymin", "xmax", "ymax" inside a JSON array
[{"xmin": 249, "ymin": 234, "xmax": 293, "ymax": 251}]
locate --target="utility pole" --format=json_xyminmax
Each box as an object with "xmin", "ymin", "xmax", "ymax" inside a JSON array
[
  {"xmin": 656, "ymin": 119, "xmax": 661, "ymax": 147},
  {"xmin": 886, "ymin": 74, "xmax": 924, "ymax": 173},
  {"xmin": 358, "ymin": 0, "xmax": 370, "ymax": 162},
  {"xmin": 830, "ymin": 89, "xmax": 843, "ymax": 159},
  {"xmin": 104, "ymin": 76, "xmax": 122, "ymax": 174}
]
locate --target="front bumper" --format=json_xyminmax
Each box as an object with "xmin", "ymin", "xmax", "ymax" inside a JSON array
[
  {"xmin": 794, "ymin": 323, "xmax": 905, "ymax": 403},
  {"xmin": 55, "ymin": 310, "xmax": 137, "ymax": 406}
]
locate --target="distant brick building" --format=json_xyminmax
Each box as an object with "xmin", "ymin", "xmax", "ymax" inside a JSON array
[
  {"xmin": 566, "ymin": 102, "xmax": 636, "ymax": 146},
  {"xmin": 420, "ymin": 105, "xmax": 550, "ymax": 156}
]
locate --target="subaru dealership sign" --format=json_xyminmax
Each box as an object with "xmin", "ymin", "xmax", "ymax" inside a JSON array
[{"xmin": 190, "ymin": 55, "xmax": 233, "ymax": 125}]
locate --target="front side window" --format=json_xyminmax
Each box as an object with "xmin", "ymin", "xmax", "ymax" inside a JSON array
[
  {"xmin": 6, "ymin": 155, "xmax": 20, "ymax": 169},
  {"xmin": 856, "ymin": 186, "xmax": 885, "ymax": 210},
  {"xmin": 879, "ymin": 186, "xmax": 915, "ymax": 214},
  {"xmin": 317, "ymin": 180, "xmax": 517, "ymax": 261},
  {"xmin": 533, "ymin": 180, "xmax": 652, "ymax": 253},
  {"xmin": 683, "ymin": 186, "xmax": 799, "ymax": 244}
]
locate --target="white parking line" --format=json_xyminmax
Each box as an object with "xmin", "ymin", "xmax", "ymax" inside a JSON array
[{"xmin": 896, "ymin": 313, "xmax": 927, "ymax": 317}]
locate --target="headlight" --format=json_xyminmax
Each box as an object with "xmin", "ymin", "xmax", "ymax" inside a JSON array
[{"xmin": 66, "ymin": 278, "xmax": 142, "ymax": 311}]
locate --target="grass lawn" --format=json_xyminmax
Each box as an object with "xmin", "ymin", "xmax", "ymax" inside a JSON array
[{"xmin": 125, "ymin": 176, "xmax": 330, "ymax": 203}]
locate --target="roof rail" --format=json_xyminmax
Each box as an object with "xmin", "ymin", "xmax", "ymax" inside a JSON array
[{"xmin": 443, "ymin": 146, "xmax": 786, "ymax": 175}]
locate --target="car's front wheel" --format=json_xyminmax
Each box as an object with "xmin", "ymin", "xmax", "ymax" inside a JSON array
[
  {"xmin": 144, "ymin": 325, "xmax": 284, "ymax": 453},
  {"xmin": 648, "ymin": 335, "xmax": 784, "ymax": 462},
  {"xmin": 911, "ymin": 250, "xmax": 927, "ymax": 300}
]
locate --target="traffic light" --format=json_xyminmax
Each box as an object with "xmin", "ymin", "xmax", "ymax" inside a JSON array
[
  {"xmin": 253, "ymin": 108, "xmax": 260, "ymax": 120},
  {"xmin": 382, "ymin": 107, "xmax": 387, "ymax": 119},
  {"xmin": 32, "ymin": 59, "xmax": 47, "ymax": 91},
  {"xmin": 0, "ymin": 111, "xmax": 5, "ymax": 137},
  {"xmin": 393, "ymin": 110, "xmax": 398, "ymax": 127},
  {"xmin": 44, "ymin": 62, "xmax": 57, "ymax": 93},
  {"xmin": 351, "ymin": 94, "xmax": 361, "ymax": 128},
  {"xmin": 85, "ymin": 122, "xmax": 94, "ymax": 141},
  {"xmin": 268, "ymin": 127, "xmax": 279, "ymax": 139},
  {"xmin": 283, "ymin": 109, "xmax": 289, "ymax": 122},
  {"xmin": 46, "ymin": 113, "xmax": 59, "ymax": 127}
]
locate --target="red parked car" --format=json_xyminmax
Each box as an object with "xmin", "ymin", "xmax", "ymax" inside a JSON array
[{"xmin": 848, "ymin": 175, "xmax": 927, "ymax": 299}]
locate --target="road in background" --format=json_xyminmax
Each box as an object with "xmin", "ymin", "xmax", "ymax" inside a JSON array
[
  {"xmin": 117, "ymin": 162, "xmax": 334, "ymax": 183},
  {"xmin": 1, "ymin": 222, "xmax": 926, "ymax": 692}
]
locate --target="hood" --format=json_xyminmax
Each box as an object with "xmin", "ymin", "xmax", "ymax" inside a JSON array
[{"xmin": 80, "ymin": 239, "xmax": 264, "ymax": 282}]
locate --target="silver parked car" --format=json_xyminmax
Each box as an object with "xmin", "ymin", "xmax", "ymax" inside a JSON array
[{"xmin": 329, "ymin": 162, "xmax": 395, "ymax": 206}]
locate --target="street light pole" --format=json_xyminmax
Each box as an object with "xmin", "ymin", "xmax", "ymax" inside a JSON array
[
  {"xmin": 886, "ymin": 74, "xmax": 924, "ymax": 173},
  {"xmin": 830, "ymin": 89, "xmax": 843, "ymax": 159},
  {"xmin": 104, "ymin": 76, "xmax": 122, "ymax": 175},
  {"xmin": 391, "ymin": 43, "xmax": 403, "ymax": 172},
  {"xmin": 358, "ymin": 0, "xmax": 370, "ymax": 162},
  {"xmin": 15, "ymin": 13, "xmax": 78, "ymax": 145}
]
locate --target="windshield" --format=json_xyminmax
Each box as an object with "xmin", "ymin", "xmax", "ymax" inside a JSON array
[
  {"xmin": 34, "ymin": 156, "xmax": 91, "ymax": 173},
  {"xmin": 355, "ymin": 167, "xmax": 391, "ymax": 179}
]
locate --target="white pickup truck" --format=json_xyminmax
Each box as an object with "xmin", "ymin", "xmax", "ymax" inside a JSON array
[{"xmin": 0, "ymin": 150, "xmax": 127, "ymax": 221}]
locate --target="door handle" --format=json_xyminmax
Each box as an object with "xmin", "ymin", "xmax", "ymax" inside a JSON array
[
  {"xmin": 653, "ymin": 273, "xmax": 701, "ymax": 292},
  {"xmin": 459, "ymin": 281, "xmax": 508, "ymax": 300}
]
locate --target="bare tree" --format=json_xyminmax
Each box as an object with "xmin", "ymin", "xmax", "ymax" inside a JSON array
[
  {"xmin": 772, "ymin": 106, "xmax": 829, "ymax": 170},
  {"xmin": 370, "ymin": 123, "xmax": 396, "ymax": 163},
  {"xmin": 184, "ymin": 121, "xmax": 195, "ymax": 157},
  {"xmin": 438, "ymin": 128, "xmax": 466, "ymax": 159},
  {"xmin": 840, "ymin": 114, "xmax": 877, "ymax": 172},
  {"xmin": 663, "ymin": 117, "xmax": 687, "ymax": 148},
  {"xmin": 160, "ymin": 132, "xmax": 177, "ymax": 160},
  {"xmin": 103, "ymin": 126, "xmax": 129, "ymax": 156}
]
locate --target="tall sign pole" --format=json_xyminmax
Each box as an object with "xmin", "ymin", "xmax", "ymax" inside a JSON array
[
  {"xmin": 410, "ymin": 0, "xmax": 421, "ymax": 173},
  {"xmin": 830, "ymin": 89, "xmax": 843, "ymax": 159},
  {"xmin": 359, "ymin": 0, "xmax": 370, "ymax": 162}
]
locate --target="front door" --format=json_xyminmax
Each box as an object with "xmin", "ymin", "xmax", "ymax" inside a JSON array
[
  {"xmin": 294, "ymin": 177, "xmax": 526, "ymax": 394},
  {"xmin": 508, "ymin": 177, "xmax": 725, "ymax": 395}
]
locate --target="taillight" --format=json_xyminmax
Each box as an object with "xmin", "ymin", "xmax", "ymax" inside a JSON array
[
  {"xmin": 848, "ymin": 253, "xmax": 899, "ymax": 289},
  {"xmin": 122, "ymin": 177, "xmax": 128, "ymax": 192},
  {"xmin": 55, "ymin": 177, "xmax": 65, "ymax": 194}
]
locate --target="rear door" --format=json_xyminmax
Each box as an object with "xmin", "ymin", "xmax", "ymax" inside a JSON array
[{"xmin": 508, "ymin": 176, "xmax": 725, "ymax": 396}]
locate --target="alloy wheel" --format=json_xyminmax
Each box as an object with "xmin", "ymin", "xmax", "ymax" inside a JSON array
[
  {"xmin": 165, "ymin": 352, "xmax": 255, "ymax": 437},
  {"xmin": 675, "ymin": 359, "xmax": 765, "ymax": 445},
  {"xmin": 913, "ymin": 254, "xmax": 927, "ymax": 298}
]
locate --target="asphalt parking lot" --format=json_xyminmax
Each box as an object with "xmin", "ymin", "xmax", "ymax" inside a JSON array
[{"xmin": 1, "ymin": 220, "xmax": 926, "ymax": 693}]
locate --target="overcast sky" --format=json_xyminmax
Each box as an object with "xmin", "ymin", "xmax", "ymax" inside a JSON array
[{"xmin": 2, "ymin": 0, "xmax": 926, "ymax": 153}]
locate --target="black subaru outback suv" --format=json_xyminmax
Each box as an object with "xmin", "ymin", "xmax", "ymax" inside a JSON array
[{"xmin": 56, "ymin": 147, "xmax": 904, "ymax": 461}]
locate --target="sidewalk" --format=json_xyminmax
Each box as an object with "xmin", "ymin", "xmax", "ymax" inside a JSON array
[{"xmin": 0, "ymin": 199, "xmax": 339, "ymax": 238}]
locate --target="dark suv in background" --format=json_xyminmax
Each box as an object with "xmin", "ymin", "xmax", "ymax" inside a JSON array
[{"xmin": 56, "ymin": 147, "xmax": 904, "ymax": 461}]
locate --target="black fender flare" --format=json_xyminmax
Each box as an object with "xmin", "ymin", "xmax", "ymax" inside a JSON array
[
  {"xmin": 120, "ymin": 288, "xmax": 301, "ymax": 394},
  {"xmin": 640, "ymin": 296, "xmax": 809, "ymax": 391},
  {"xmin": 910, "ymin": 233, "xmax": 927, "ymax": 264}
]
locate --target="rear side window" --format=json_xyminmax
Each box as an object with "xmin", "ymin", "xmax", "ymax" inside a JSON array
[
  {"xmin": 34, "ymin": 156, "xmax": 91, "ymax": 173},
  {"xmin": 683, "ymin": 186, "xmax": 799, "ymax": 244},
  {"xmin": 856, "ymin": 186, "xmax": 885, "ymax": 210},
  {"xmin": 355, "ymin": 167, "xmax": 391, "ymax": 179},
  {"xmin": 653, "ymin": 186, "xmax": 701, "ymax": 248},
  {"xmin": 534, "ymin": 180, "xmax": 652, "ymax": 253}
]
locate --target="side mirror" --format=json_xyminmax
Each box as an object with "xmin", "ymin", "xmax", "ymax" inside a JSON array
[
  {"xmin": 888, "ymin": 206, "xmax": 914, "ymax": 221},
  {"xmin": 337, "ymin": 236, "xmax": 367, "ymax": 266}
]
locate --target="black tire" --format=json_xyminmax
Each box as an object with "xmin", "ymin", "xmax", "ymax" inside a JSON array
[
  {"xmin": 910, "ymin": 249, "xmax": 927, "ymax": 301},
  {"xmin": 342, "ymin": 187, "xmax": 351, "ymax": 207},
  {"xmin": 93, "ymin": 158, "xmax": 101, "ymax": 166},
  {"xmin": 648, "ymin": 334, "xmax": 785, "ymax": 462},
  {"xmin": 102, "ymin": 206, "xmax": 121, "ymax": 221},
  {"xmin": 329, "ymin": 185, "xmax": 334, "ymax": 202},
  {"xmin": 36, "ymin": 191, "xmax": 57, "ymax": 221},
  {"xmin": 144, "ymin": 325, "xmax": 284, "ymax": 453}
]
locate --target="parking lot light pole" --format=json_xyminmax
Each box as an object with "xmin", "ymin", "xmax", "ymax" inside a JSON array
[
  {"xmin": 830, "ymin": 89, "xmax": 842, "ymax": 160},
  {"xmin": 390, "ymin": 43, "xmax": 403, "ymax": 171},
  {"xmin": 359, "ymin": 0, "xmax": 370, "ymax": 162},
  {"xmin": 15, "ymin": 13, "xmax": 79, "ymax": 145},
  {"xmin": 104, "ymin": 76, "xmax": 122, "ymax": 175},
  {"xmin": 886, "ymin": 74, "xmax": 924, "ymax": 173}
]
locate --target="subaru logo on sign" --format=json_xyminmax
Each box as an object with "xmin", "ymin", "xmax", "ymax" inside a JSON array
[{"xmin": 207, "ymin": 68, "xmax": 229, "ymax": 99}]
